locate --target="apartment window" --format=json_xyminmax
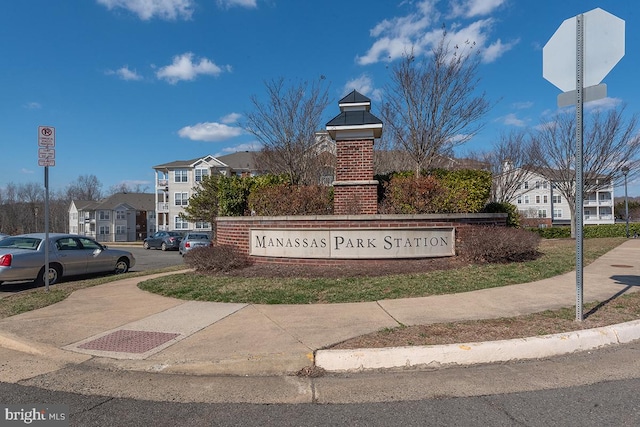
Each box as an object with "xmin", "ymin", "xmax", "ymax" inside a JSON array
[
  {"xmin": 71, "ymin": 226, "xmax": 78, "ymax": 234},
  {"xmin": 174, "ymin": 169, "xmax": 188, "ymax": 183},
  {"xmin": 98, "ymin": 210, "xmax": 110, "ymax": 220},
  {"xmin": 116, "ymin": 210, "xmax": 126, "ymax": 220},
  {"xmin": 195, "ymin": 168, "xmax": 209, "ymax": 182},
  {"xmin": 174, "ymin": 216, "xmax": 189, "ymax": 230},
  {"xmin": 71, "ymin": 213, "xmax": 78, "ymax": 220},
  {"xmin": 116, "ymin": 225, "xmax": 127, "ymax": 234},
  {"xmin": 99, "ymin": 225, "xmax": 110, "ymax": 235},
  {"xmin": 543, "ymin": 181, "xmax": 548, "ymax": 189},
  {"xmin": 195, "ymin": 221, "xmax": 210, "ymax": 230},
  {"xmin": 537, "ymin": 209, "xmax": 547, "ymax": 218},
  {"xmin": 535, "ymin": 181, "xmax": 541, "ymax": 189},
  {"xmin": 516, "ymin": 196, "xmax": 522, "ymax": 204},
  {"xmin": 523, "ymin": 195, "xmax": 530, "ymax": 204},
  {"xmin": 543, "ymin": 195, "xmax": 548, "ymax": 204},
  {"xmin": 552, "ymin": 195, "xmax": 562, "ymax": 204},
  {"xmin": 175, "ymin": 192, "xmax": 189, "ymax": 206},
  {"xmin": 535, "ymin": 195, "xmax": 541, "ymax": 204},
  {"xmin": 522, "ymin": 181, "xmax": 529, "ymax": 189},
  {"xmin": 553, "ymin": 209, "xmax": 563, "ymax": 218}
]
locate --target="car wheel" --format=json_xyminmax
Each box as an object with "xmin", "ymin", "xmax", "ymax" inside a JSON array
[
  {"xmin": 161, "ymin": 242, "xmax": 167, "ymax": 251},
  {"xmin": 36, "ymin": 264, "xmax": 61, "ymax": 286},
  {"xmin": 114, "ymin": 258, "xmax": 130, "ymax": 274},
  {"xmin": 143, "ymin": 241, "xmax": 150, "ymax": 249}
]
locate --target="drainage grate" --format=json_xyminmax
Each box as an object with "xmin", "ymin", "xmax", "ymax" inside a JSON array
[{"xmin": 78, "ymin": 330, "xmax": 180, "ymax": 354}]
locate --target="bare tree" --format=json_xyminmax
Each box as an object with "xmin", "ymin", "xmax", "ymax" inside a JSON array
[
  {"xmin": 531, "ymin": 105, "xmax": 640, "ymax": 237},
  {"xmin": 245, "ymin": 77, "xmax": 331, "ymax": 185},
  {"xmin": 471, "ymin": 130, "xmax": 536, "ymax": 203},
  {"xmin": 107, "ymin": 182, "xmax": 150, "ymax": 195},
  {"xmin": 66, "ymin": 174, "xmax": 103, "ymax": 201},
  {"xmin": 381, "ymin": 28, "xmax": 492, "ymax": 176}
]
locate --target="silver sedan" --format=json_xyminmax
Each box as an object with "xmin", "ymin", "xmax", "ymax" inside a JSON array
[{"xmin": 0, "ymin": 233, "xmax": 136, "ymax": 286}]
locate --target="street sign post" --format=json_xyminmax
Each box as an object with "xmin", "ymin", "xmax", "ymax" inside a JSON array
[
  {"xmin": 37, "ymin": 126, "xmax": 56, "ymax": 292},
  {"xmin": 543, "ymin": 8, "xmax": 625, "ymax": 321}
]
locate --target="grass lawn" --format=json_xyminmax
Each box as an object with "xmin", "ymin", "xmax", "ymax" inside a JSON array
[{"xmin": 137, "ymin": 238, "xmax": 624, "ymax": 304}]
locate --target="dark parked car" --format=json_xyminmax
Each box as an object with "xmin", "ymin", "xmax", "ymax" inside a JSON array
[
  {"xmin": 143, "ymin": 231, "xmax": 183, "ymax": 251},
  {"xmin": 179, "ymin": 232, "xmax": 212, "ymax": 256},
  {"xmin": 0, "ymin": 233, "xmax": 135, "ymax": 286}
]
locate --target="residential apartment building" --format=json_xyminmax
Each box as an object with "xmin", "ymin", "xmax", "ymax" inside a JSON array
[
  {"xmin": 69, "ymin": 193, "xmax": 155, "ymax": 242},
  {"xmin": 152, "ymin": 153, "xmax": 260, "ymax": 232},
  {"xmin": 509, "ymin": 168, "xmax": 615, "ymax": 226}
]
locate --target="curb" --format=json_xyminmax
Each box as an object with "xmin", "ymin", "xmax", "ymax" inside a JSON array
[{"xmin": 315, "ymin": 319, "xmax": 640, "ymax": 372}]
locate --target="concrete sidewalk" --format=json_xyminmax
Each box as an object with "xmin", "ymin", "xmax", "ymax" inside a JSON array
[{"xmin": 0, "ymin": 239, "xmax": 639, "ymax": 379}]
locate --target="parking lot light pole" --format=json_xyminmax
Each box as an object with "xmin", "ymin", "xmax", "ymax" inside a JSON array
[{"xmin": 622, "ymin": 166, "xmax": 629, "ymax": 238}]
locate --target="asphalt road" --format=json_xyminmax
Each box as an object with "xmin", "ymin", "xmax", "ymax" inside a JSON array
[
  {"xmin": 0, "ymin": 246, "xmax": 185, "ymax": 298},
  {"xmin": 3, "ymin": 341, "xmax": 640, "ymax": 426}
]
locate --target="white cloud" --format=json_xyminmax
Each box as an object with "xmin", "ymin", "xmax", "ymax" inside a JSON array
[
  {"xmin": 156, "ymin": 53, "xmax": 230, "ymax": 84},
  {"xmin": 178, "ymin": 122, "xmax": 243, "ymax": 142},
  {"xmin": 342, "ymin": 75, "xmax": 383, "ymax": 102},
  {"xmin": 481, "ymin": 38, "xmax": 519, "ymax": 63},
  {"xmin": 449, "ymin": 0, "xmax": 506, "ymax": 18},
  {"xmin": 23, "ymin": 102, "xmax": 42, "ymax": 109},
  {"xmin": 106, "ymin": 66, "xmax": 143, "ymax": 81},
  {"xmin": 512, "ymin": 101, "xmax": 533, "ymax": 110},
  {"xmin": 499, "ymin": 113, "xmax": 527, "ymax": 127},
  {"xmin": 220, "ymin": 141, "xmax": 262, "ymax": 154},
  {"xmin": 21, "ymin": 168, "xmax": 35, "ymax": 174},
  {"xmin": 217, "ymin": 0, "xmax": 257, "ymax": 9},
  {"xmin": 357, "ymin": 0, "xmax": 515, "ymax": 65},
  {"xmin": 585, "ymin": 97, "xmax": 622, "ymax": 112},
  {"xmin": 221, "ymin": 113, "xmax": 242, "ymax": 124},
  {"xmin": 96, "ymin": 0, "xmax": 194, "ymax": 20}
]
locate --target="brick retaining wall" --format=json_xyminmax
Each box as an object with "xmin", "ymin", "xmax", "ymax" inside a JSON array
[{"xmin": 216, "ymin": 213, "xmax": 507, "ymax": 265}]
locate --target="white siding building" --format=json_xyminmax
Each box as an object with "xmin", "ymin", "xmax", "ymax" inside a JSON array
[
  {"xmin": 509, "ymin": 168, "xmax": 615, "ymax": 226},
  {"xmin": 152, "ymin": 153, "xmax": 260, "ymax": 232},
  {"xmin": 69, "ymin": 193, "xmax": 155, "ymax": 242}
]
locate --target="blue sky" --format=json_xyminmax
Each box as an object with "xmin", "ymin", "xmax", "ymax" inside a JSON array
[{"xmin": 2, "ymin": 0, "xmax": 639, "ymax": 197}]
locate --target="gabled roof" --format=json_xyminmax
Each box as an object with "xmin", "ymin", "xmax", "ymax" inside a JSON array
[
  {"xmin": 216, "ymin": 151, "xmax": 258, "ymax": 172},
  {"xmin": 153, "ymin": 155, "xmax": 227, "ymax": 170},
  {"xmin": 72, "ymin": 193, "xmax": 155, "ymax": 212}
]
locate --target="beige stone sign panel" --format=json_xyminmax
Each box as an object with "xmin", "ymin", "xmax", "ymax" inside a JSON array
[{"xmin": 250, "ymin": 228, "xmax": 455, "ymax": 259}]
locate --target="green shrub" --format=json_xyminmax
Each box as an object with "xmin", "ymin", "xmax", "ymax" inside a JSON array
[
  {"xmin": 248, "ymin": 184, "xmax": 333, "ymax": 215},
  {"xmin": 183, "ymin": 244, "xmax": 252, "ymax": 273},
  {"xmin": 483, "ymin": 202, "xmax": 520, "ymax": 227},
  {"xmin": 378, "ymin": 170, "xmax": 492, "ymax": 214},
  {"xmin": 458, "ymin": 226, "xmax": 541, "ymax": 263},
  {"xmin": 528, "ymin": 223, "xmax": 640, "ymax": 239}
]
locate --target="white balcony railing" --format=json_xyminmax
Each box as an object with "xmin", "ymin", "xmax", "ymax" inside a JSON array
[
  {"xmin": 157, "ymin": 202, "xmax": 169, "ymax": 212},
  {"xmin": 157, "ymin": 179, "xmax": 168, "ymax": 187}
]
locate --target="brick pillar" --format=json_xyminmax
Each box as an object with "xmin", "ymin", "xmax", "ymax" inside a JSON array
[
  {"xmin": 333, "ymin": 139, "xmax": 378, "ymax": 215},
  {"xmin": 325, "ymin": 90, "xmax": 383, "ymax": 215}
]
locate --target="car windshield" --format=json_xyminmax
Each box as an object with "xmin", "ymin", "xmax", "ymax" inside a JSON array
[
  {"xmin": 0, "ymin": 237, "xmax": 42, "ymax": 250},
  {"xmin": 188, "ymin": 234, "xmax": 210, "ymax": 240}
]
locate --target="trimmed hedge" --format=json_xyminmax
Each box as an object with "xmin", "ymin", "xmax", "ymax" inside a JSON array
[{"xmin": 528, "ymin": 223, "xmax": 640, "ymax": 239}]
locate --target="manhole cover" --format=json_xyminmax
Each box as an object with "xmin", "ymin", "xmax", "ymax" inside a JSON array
[
  {"xmin": 610, "ymin": 264, "xmax": 633, "ymax": 268},
  {"xmin": 78, "ymin": 330, "xmax": 180, "ymax": 354}
]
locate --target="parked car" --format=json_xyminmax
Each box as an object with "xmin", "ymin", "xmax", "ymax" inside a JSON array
[
  {"xmin": 179, "ymin": 232, "xmax": 212, "ymax": 256},
  {"xmin": 0, "ymin": 233, "xmax": 9, "ymax": 241},
  {"xmin": 0, "ymin": 233, "xmax": 136, "ymax": 286},
  {"xmin": 143, "ymin": 231, "xmax": 183, "ymax": 251}
]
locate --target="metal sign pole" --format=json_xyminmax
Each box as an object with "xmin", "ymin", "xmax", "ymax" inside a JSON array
[
  {"xmin": 575, "ymin": 14, "xmax": 584, "ymax": 321},
  {"xmin": 44, "ymin": 166, "xmax": 50, "ymax": 292}
]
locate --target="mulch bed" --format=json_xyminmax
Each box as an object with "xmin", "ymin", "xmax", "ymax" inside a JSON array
[{"xmin": 221, "ymin": 256, "xmax": 471, "ymax": 279}]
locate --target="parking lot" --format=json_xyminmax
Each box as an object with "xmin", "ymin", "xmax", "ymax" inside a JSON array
[{"xmin": 0, "ymin": 246, "xmax": 186, "ymax": 298}]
